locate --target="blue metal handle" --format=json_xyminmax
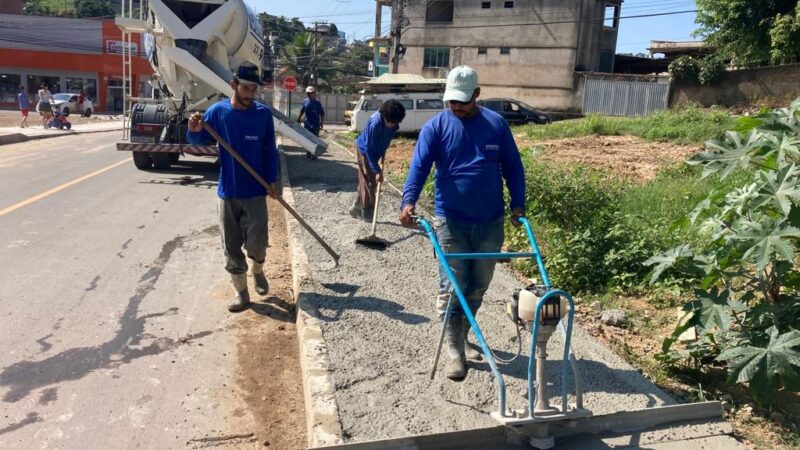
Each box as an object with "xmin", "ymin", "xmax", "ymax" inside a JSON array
[
  {"xmin": 445, "ymin": 252, "xmax": 535, "ymax": 260},
  {"xmin": 417, "ymin": 216, "xmax": 575, "ymax": 419},
  {"xmin": 417, "ymin": 217, "xmax": 508, "ymax": 416},
  {"xmin": 519, "ymin": 217, "xmax": 551, "ymax": 289}
]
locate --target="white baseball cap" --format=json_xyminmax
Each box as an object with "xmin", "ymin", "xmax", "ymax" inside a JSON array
[
  {"xmin": 305, "ymin": 86, "xmax": 316, "ymax": 93},
  {"xmin": 443, "ymin": 66, "xmax": 479, "ymax": 103}
]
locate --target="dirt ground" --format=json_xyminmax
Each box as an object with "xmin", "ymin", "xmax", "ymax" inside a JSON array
[
  {"xmin": 0, "ymin": 110, "xmax": 121, "ymax": 128},
  {"xmin": 380, "ymin": 134, "xmax": 701, "ymax": 183},
  {"xmin": 233, "ymin": 196, "xmax": 306, "ymax": 449}
]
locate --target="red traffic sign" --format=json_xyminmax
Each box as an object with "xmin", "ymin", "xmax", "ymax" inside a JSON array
[{"xmin": 283, "ymin": 76, "xmax": 297, "ymax": 90}]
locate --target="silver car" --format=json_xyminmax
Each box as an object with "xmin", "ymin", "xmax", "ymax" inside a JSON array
[{"xmin": 52, "ymin": 93, "xmax": 94, "ymax": 117}]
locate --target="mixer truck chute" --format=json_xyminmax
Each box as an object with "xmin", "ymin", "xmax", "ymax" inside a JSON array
[{"xmin": 115, "ymin": 0, "xmax": 326, "ymax": 170}]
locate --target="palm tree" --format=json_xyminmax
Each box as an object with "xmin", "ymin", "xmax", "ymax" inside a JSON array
[{"xmin": 279, "ymin": 32, "xmax": 339, "ymax": 91}]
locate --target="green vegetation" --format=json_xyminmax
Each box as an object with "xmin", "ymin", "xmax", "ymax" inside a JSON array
[
  {"xmin": 504, "ymin": 158, "xmax": 745, "ymax": 295},
  {"xmin": 524, "ymin": 106, "xmax": 734, "ymax": 145},
  {"xmin": 648, "ymin": 99, "xmax": 800, "ymax": 405}
]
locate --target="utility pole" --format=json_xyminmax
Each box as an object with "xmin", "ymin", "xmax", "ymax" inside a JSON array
[
  {"xmin": 311, "ymin": 21, "xmax": 329, "ymax": 89},
  {"xmin": 390, "ymin": 0, "xmax": 404, "ymax": 74},
  {"xmin": 312, "ymin": 21, "xmax": 318, "ymax": 89},
  {"xmin": 374, "ymin": 1, "xmax": 382, "ymax": 77}
]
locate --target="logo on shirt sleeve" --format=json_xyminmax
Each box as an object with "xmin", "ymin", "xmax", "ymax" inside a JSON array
[{"xmin": 244, "ymin": 135, "xmax": 258, "ymax": 141}]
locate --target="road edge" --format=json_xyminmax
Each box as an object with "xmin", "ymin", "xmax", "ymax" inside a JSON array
[
  {"xmin": 279, "ymin": 148, "xmax": 345, "ymax": 448},
  {"xmin": 0, "ymin": 127, "xmax": 122, "ymax": 146}
]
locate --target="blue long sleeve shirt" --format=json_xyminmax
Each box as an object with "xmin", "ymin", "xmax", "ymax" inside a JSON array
[
  {"xmin": 356, "ymin": 112, "xmax": 398, "ymax": 173},
  {"xmin": 401, "ymin": 107, "xmax": 526, "ymax": 224},
  {"xmin": 186, "ymin": 99, "xmax": 279, "ymax": 199}
]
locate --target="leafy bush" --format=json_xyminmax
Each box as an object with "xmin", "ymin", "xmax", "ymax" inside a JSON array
[
  {"xmin": 648, "ymin": 99, "xmax": 800, "ymax": 404},
  {"xmin": 669, "ymin": 55, "xmax": 726, "ymax": 86},
  {"xmin": 669, "ymin": 55, "xmax": 701, "ymax": 84},
  {"xmin": 698, "ymin": 55, "xmax": 726, "ymax": 86},
  {"xmin": 506, "ymin": 159, "xmax": 706, "ymax": 293}
]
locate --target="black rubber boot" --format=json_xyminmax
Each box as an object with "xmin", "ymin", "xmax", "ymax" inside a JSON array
[
  {"xmin": 251, "ymin": 260, "xmax": 269, "ymax": 296},
  {"xmin": 228, "ymin": 273, "xmax": 250, "ymax": 312},
  {"xmin": 444, "ymin": 315, "xmax": 466, "ymax": 380},
  {"xmin": 464, "ymin": 323, "xmax": 484, "ymax": 361}
]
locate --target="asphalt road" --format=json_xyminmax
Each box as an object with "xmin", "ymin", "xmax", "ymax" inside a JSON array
[{"xmin": 0, "ymin": 133, "xmax": 263, "ymax": 449}]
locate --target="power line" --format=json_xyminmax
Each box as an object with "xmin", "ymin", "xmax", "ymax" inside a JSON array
[{"xmin": 403, "ymin": 9, "xmax": 698, "ymax": 33}]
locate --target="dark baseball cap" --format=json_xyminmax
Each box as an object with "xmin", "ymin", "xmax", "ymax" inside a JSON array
[{"xmin": 234, "ymin": 63, "xmax": 261, "ymax": 86}]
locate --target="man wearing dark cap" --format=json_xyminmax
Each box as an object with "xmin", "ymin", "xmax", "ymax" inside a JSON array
[{"xmin": 186, "ymin": 62, "xmax": 279, "ymax": 312}]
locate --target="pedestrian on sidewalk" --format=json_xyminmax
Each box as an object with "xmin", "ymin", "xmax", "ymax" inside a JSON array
[
  {"xmin": 77, "ymin": 90, "xmax": 85, "ymax": 115},
  {"xmin": 297, "ymin": 85, "xmax": 324, "ymax": 160},
  {"xmin": 399, "ymin": 66, "xmax": 526, "ymax": 381},
  {"xmin": 186, "ymin": 62, "xmax": 279, "ymax": 313},
  {"xmin": 36, "ymin": 83, "xmax": 53, "ymax": 127},
  {"xmin": 17, "ymin": 86, "xmax": 29, "ymax": 128},
  {"xmin": 349, "ymin": 100, "xmax": 406, "ymax": 222}
]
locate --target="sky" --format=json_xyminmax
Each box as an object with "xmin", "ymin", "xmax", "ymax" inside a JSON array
[{"xmin": 246, "ymin": 0, "xmax": 699, "ymax": 56}]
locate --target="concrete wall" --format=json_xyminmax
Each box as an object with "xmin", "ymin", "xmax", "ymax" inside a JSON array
[
  {"xmin": 671, "ymin": 63, "xmax": 800, "ymax": 107},
  {"xmin": 395, "ymin": 0, "xmax": 620, "ymax": 113}
]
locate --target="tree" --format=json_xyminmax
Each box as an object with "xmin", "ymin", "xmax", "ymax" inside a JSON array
[
  {"xmin": 75, "ymin": 0, "xmax": 115, "ymax": 18},
  {"xmin": 695, "ymin": 0, "xmax": 800, "ymax": 66}
]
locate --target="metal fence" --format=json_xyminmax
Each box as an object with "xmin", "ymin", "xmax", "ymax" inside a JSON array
[
  {"xmin": 266, "ymin": 89, "xmax": 352, "ymax": 124},
  {"xmin": 582, "ymin": 73, "xmax": 670, "ymax": 117}
]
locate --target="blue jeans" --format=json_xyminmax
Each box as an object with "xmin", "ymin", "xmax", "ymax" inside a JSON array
[{"xmin": 434, "ymin": 216, "xmax": 504, "ymax": 319}]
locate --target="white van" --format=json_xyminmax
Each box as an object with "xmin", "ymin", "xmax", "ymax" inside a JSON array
[
  {"xmin": 350, "ymin": 74, "xmax": 446, "ymax": 133},
  {"xmin": 351, "ymin": 93, "xmax": 445, "ymax": 133}
]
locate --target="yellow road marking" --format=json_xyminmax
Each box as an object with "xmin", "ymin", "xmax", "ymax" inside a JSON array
[{"xmin": 0, "ymin": 159, "xmax": 129, "ymax": 217}]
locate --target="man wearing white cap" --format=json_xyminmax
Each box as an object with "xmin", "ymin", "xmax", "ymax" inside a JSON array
[
  {"xmin": 297, "ymin": 85, "xmax": 325, "ymax": 160},
  {"xmin": 399, "ymin": 66, "xmax": 526, "ymax": 380}
]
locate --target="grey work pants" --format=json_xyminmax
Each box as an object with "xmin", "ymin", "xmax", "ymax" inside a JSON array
[{"xmin": 217, "ymin": 196, "xmax": 268, "ymax": 274}]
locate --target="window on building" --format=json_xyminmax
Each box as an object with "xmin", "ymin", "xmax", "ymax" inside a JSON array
[
  {"xmin": 27, "ymin": 75, "xmax": 61, "ymax": 96},
  {"xmin": 0, "ymin": 74, "xmax": 22, "ymax": 104},
  {"xmin": 481, "ymin": 2, "xmax": 491, "ymax": 8},
  {"xmin": 604, "ymin": 4, "xmax": 620, "ymax": 28},
  {"xmin": 423, "ymin": 47, "xmax": 451, "ymax": 68},
  {"xmin": 426, "ymin": 1, "xmax": 454, "ymax": 23},
  {"xmin": 500, "ymin": 47, "xmax": 511, "ymax": 55},
  {"xmin": 504, "ymin": 1, "xmax": 514, "ymax": 8},
  {"xmin": 66, "ymin": 77, "xmax": 98, "ymax": 102},
  {"xmin": 478, "ymin": 47, "xmax": 487, "ymax": 55}
]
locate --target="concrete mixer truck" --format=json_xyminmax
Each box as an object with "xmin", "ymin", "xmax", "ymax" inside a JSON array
[{"xmin": 114, "ymin": 0, "xmax": 325, "ymax": 170}]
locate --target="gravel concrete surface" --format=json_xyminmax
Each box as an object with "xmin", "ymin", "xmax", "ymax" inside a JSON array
[{"xmin": 282, "ymin": 140, "xmax": 683, "ymax": 444}]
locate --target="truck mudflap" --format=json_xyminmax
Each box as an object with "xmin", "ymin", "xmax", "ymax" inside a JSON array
[
  {"xmin": 116, "ymin": 142, "xmax": 219, "ymax": 156},
  {"xmin": 308, "ymin": 401, "xmax": 736, "ymax": 450}
]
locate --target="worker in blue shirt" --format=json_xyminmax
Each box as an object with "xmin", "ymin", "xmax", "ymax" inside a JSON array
[
  {"xmin": 399, "ymin": 66, "xmax": 526, "ymax": 380},
  {"xmin": 186, "ymin": 62, "xmax": 279, "ymax": 313},
  {"xmin": 349, "ymin": 100, "xmax": 406, "ymax": 221},
  {"xmin": 297, "ymin": 86, "xmax": 325, "ymax": 160}
]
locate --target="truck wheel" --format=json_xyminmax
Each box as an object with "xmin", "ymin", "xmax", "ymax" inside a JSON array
[
  {"xmin": 169, "ymin": 153, "xmax": 180, "ymax": 164},
  {"xmin": 152, "ymin": 152, "xmax": 172, "ymax": 170},
  {"xmin": 62, "ymin": 107, "xmax": 70, "ymax": 116},
  {"xmin": 84, "ymin": 109, "xmax": 92, "ymax": 117},
  {"xmin": 132, "ymin": 151, "xmax": 152, "ymax": 170}
]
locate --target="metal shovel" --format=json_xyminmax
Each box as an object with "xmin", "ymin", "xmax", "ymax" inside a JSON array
[{"xmin": 355, "ymin": 179, "xmax": 390, "ymax": 249}]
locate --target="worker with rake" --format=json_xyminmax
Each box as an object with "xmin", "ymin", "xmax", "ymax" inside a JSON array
[
  {"xmin": 349, "ymin": 100, "xmax": 406, "ymax": 222},
  {"xmin": 400, "ymin": 66, "xmax": 526, "ymax": 380},
  {"xmin": 186, "ymin": 62, "xmax": 278, "ymax": 313}
]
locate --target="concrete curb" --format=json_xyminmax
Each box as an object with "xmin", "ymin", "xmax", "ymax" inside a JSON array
[
  {"xmin": 0, "ymin": 126, "xmax": 122, "ymax": 146},
  {"xmin": 279, "ymin": 148, "xmax": 345, "ymax": 448}
]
